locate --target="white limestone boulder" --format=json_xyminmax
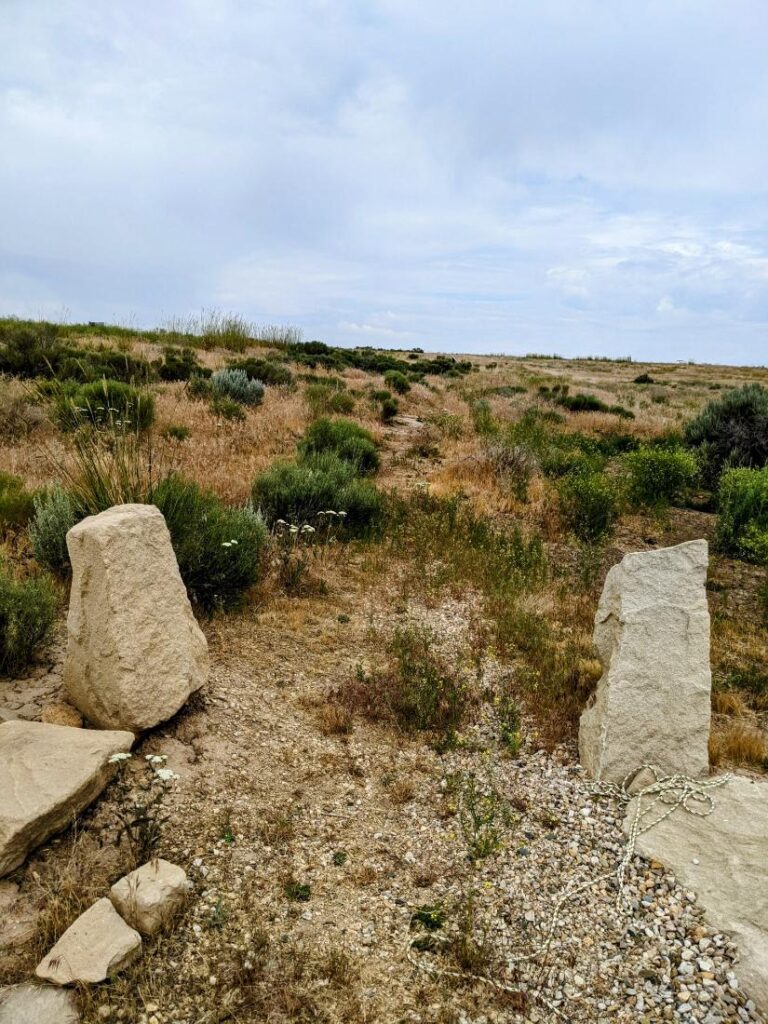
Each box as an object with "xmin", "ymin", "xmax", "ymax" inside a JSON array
[
  {"xmin": 0, "ymin": 984, "xmax": 79, "ymax": 1024},
  {"xmin": 628, "ymin": 774, "xmax": 768, "ymax": 1013},
  {"xmin": 35, "ymin": 897, "xmax": 141, "ymax": 985},
  {"xmin": 579, "ymin": 539, "xmax": 711, "ymax": 783},
  {"xmin": 110, "ymin": 858, "xmax": 189, "ymax": 936},
  {"xmin": 64, "ymin": 504, "xmax": 208, "ymax": 732},
  {"xmin": 0, "ymin": 721, "xmax": 134, "ymax": 877}
]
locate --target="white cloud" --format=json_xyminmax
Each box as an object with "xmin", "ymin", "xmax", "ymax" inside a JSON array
[{"xmin": 0, "ymin": 0, "xmax": 766, "ymax": 363}]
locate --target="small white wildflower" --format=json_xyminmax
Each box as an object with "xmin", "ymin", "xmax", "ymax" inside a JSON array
[
  {"xmin": 275, "ymin": 519, "xmax": 288, "ymax": 526},
  {"xmin": 289, "ymin": 525, "xmax": 299, "ymax": 534},
  {"xmin": 222, "ymin": 541, "xmax": 232, "ymax": 548},
  {"xmin": 229, "ymin": 539, "xmax": 238, "ymax": 545},
  {"xmin": 109, "ymin": 752, "xmax": 131, "ymax": 764},
  {"xmin": 337, "ymin": 511, "xmax": 347, "ymax": 518},
  {"xmin": 155, "ymin": 768, "xmax": 179, "ymax": 783},
  {"xmin": 300, "ymin": 525, "xmax": 315, "ymax": 533}
]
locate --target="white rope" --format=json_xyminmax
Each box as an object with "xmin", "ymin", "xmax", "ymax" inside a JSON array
[{"xmin": 406, "ymin": 764, "xmax": 732, "ymax": 1021}]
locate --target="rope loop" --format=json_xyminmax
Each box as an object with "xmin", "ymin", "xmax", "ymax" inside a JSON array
[{"xmin": 407, "ymin": 763, "xmax": 732, "ymax": 1021}]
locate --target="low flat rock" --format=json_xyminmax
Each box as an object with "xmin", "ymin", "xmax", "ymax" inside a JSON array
[
  {"xmin": 0, "ymin": 721, "xmax": 134, "ymax": 877},
  {"xmin": 110, "ymin": 858, "xmax": 189, "ymax": 935},
  {"xmin": 627, "ymin": 774, "xmax": 768, "ymax": 1013},
  {"xmin": 36, "ymin": 897, "xmax": 141, "ymax": 985},
  {"xmin": 0, "ymin": 983, "xmax": 79, "ymax": 1024}
]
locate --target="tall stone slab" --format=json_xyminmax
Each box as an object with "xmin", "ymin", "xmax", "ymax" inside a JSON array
[
  {"xmin": 579, "ymin": 539, "xmax": 711, "ymax": 783},
  {"xmin": 64, "ymin": 504, "xmax": 208, "ymax": 732}
]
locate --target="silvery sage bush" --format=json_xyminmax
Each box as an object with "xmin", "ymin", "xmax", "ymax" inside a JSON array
[{"xmin": 210, "ymin": 367, "xmax": 264, "ymax": 407}]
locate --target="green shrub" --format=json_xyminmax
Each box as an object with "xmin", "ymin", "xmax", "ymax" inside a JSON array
[
  {"xmin": 380, "ymin": 396, "xmax": 399, "ymax": 422},
  {"xmin": 0, "ymin": 568, "xmax": 57, "ymax": 675},
  {"xmin": 470, "ymin": 399, "xmax": 497, "ymax": 435},
  {"xmin": 715, "ymin": 466, "xmax": 768, "ymax": 563},
  {"xmin": 298, "ymin": 418, "xmax": 379, "ymax": 475},
  {"xmin": 0, "ymin": 472, "xmax": 35, "ymax": 530},
  {"xmin": 305, "ymin": 383, "xmax": 355, "ymax": 417},
  {"xmin": 633, "ymin": 372, "xmax": 654, "ymax": 384},
  {"xmin": 157, "ymin": 347, "xmax": 207, "ymax": 382},
  {"xmin": 558, "ymin": 470, "xmax": 621, "ymax": 542},
  {"xmin": 327, "ymin": 391, "xmax": 355, "ymax": 414},
  {"xmin": 210, "ymin": 395, "xmax": 246, "ymax": 421},
  {"xmin": 252, "ymin": 453, "xmax": 383, "ymax": 535},
  {"xmin": 684, "ymin": 384, "xmax": 768, "ymax": 486},
  {"xmin": 0, "ymin": 320, "xmax": 153, "ymax": 383},
  {"xmin": 556, "ymin": 392, "xmax": 634, "ymax": 418},
  {"xmin": 152, "ymin": 475, "xmax": 268, "ymax": 610},
  {"xmin": 210, "ymin": 368, "xmax": 264, "ymax": 406},
  {"xmin": 163, "ymin": 424, "xmax": 191, "ymax": 442},
  {"xmin": 187, "ymin": 374, "xmax": 213, "ymax": 400},
  {"xmin": 384, "ymin": 370, "xmax": 411, "ymax": 395},
  {"xmin": 623, "ymin": 445, "xmax": 699, "ymax": 509},
  {"xmin": 228, "ymin": 358, "xmax": 293, "ymax": 387},
  {"xmin": 29, "ymin": 485, "xmax": 77, "ymax": 573},
  {"xmin": 57, "ymin": 379, "xmax": 155, "ymax": 431}
]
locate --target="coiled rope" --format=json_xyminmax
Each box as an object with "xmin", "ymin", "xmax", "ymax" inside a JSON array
[{"xmin": 406, "ymin": 764, "xmax": 732, "ymax": 1021}]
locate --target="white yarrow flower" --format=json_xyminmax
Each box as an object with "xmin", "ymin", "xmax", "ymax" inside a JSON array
[
  {"xmin": 155, "ymin": 768, "xmax": 179, "ymax": 783},
  {"xmin": 109, "ymin": 752, "xmax": 131, "ymax": 763}
]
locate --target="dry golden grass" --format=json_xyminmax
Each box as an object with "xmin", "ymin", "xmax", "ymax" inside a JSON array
[
  {"xmin": 153, "ymin": 383, "xmax": 307, "ymax": 502},
  {"xmin": 710, "ymin": 719, "xmax": 768, "ymax": 769}
]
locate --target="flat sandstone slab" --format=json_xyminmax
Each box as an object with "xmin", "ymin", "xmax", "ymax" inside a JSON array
[
  {"xmin": 36, "ymin": 897, "xmax": 141, "ymax": 985},
  {"xmin": 627, "ymin": 775, "xmax": 768, "ymax": 1013},
  {"xmin": 0, "ymin": 983, "xmax": 79, "ymax": 1024},
  {"xmin": 0, "ymin": 721, "xmax": 134, "ymax": 877}
]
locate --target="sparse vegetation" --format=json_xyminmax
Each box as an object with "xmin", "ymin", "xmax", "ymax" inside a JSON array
[
  {"xmin": 558, "ymin": 468, "xmax": 621, "ymax": 542},
  {"xmin": 0, "ymin": 566, "xmax": 57, "ymax": 675},
  {"xmin": 0, "ymin": 471, "xmax": 35, "ymax": 531},
  {"xmin": 152, "ymin": 475, "xmax": 268, "ymax": 610},
  {"xmin": 623, "ymin": 444, "xmax": 699, "ymax": 509},
  {"xmin": 298, "ymin": 418, "xmax": 379, "ymax": 475},
  {"xmin": 684, "ymin": 383, "xmax": 768, "ymax": 486},
  {"xmin": 337, "ymin": 624, "xmax": 475, "ymax": 747},
  {"xmin": 252, "ymin": 453, "xmax": 383, "ymax": 535},
  {"xmin": 715, "ymin": 466, "xmax": 768, "ymax": 563}
]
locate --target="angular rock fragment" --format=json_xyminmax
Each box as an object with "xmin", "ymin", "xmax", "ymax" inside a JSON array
[
  {"xmin": 628, "ymin": 775, "xmax": 768, "ymax": 1014},
  {"xmin": 64, "ymin": 504, "xmax": 208, "ymax": 732},
  {"xmin": 0, "ymin": 983, "xmax": 79, "ymax": 1024},
  {"xmin": 110, "ymin": 858, "xmax": 189, "ymax": 936},
  {"xmin": 579, "ymin": 539, "xmax": 711, "ymax": 783},
  {"xmin": 0, "ymin": 721, "xmax": 134, "ymax": 877},
  {"xmin": 35, "ymin": 897, "xmax": 141, "ymax": 985}
]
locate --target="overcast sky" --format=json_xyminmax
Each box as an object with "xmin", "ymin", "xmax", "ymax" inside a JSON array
[{"xmin": 1, "ymin": 2, "xmax": 767, "ymax": 363}]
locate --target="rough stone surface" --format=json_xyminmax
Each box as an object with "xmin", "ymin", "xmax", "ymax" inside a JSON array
[
  {"xmin": 0, "ymin": 983, "xmax": 79, "ymax": 1024},
  {"xmin": 628, "ymin": 775, "xmax": 768, "ymax": 1015},
  {"xmin": 579, "ymin": 539, "xmax": 711, "ymax": 783},
  {"xmin": 41, "ymin": 702, "xmax": 83, "ymax": 728},
  {"xmin": 0, "ymin": 721, "xmax": 134, "ymax": 877},
  {"xmin": 110, "ymin": 858, "xmax": 189, "ymax": 935},
  {"xmin": 64, "ymin": 504, "xmax": 208, "ymax": 732},
  {"xmin": 35, "ymin": 897, "xmax": 142, "ymax": 985}
]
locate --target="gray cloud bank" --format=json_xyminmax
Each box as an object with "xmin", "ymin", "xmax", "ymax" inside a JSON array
[{"xmin": 1, "ymin": 1, "xmax": 767, "ymax": 363}]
